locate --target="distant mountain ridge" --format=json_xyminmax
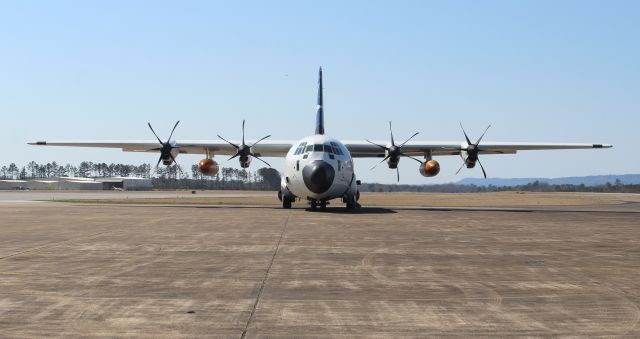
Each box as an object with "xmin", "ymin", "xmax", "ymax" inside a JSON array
[{"xmin": 457, "ymin": 174, "xmax": 640, "ymax": 187}]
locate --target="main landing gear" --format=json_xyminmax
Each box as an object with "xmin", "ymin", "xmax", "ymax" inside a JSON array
[
  {"xmin": 282, "ymin": 196, "xmax": 293, "ymax": 209},
  {"xmin": 279, "ymin": 190, "xmax": 293, "ymax": 209},
  {"xmin": 343, "ymin": 191, "xmax": 360, "ymax": 209}
]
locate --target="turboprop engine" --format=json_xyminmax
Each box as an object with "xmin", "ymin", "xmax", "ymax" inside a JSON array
[
  {"xmin": 218, "ymin": 120, "xmax": 272, "ymax": 169},
  {"xmin": 198, "ymin": 159, "xmax": 219, "ymax": 176},
  {"xmin": 419, "ymin": 160, "xmax": 440, "ymax": 177},
  {"xmin": 366, "ymin": 121, "xmax": 422, "ymax": 182},
  {"xmin": 147, "ymin": 120, "xmax": 182, "ymax": 171}
]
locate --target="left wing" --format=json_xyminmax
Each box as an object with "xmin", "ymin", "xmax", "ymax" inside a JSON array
[
  {"xmin": 344, "ymin": 141, "xmax": 612, "ymax": 158},
  {"xmin": 28, "ymin": 140, "xmax": 296, "ymax": 157}
]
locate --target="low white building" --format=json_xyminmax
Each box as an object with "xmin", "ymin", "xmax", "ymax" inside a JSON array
[
  {"xmin": 29, "ymin": 180, "xmax": 59, "ymax": 190},
  {"xmin": 0, "ymin": 180, "xmax": 29, "ymax": 190},
  {"xmin": 0, "ymin": 177, "xmax": 153, "ymax": 190},
  {"xmin": 58, "ymin": 179, "xmax": 104, "ymax": 190},
  {"xmin": 96, "ymin": 177, "xmax": 153, "ymax": 191}
]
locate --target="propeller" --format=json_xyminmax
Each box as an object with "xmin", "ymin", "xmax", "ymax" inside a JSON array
[
  {"xmin": 217, "ymin": 120, "xmax": 272, "ymax": 167},
  {"xmin": 148, "ymin": 120, "xmax": 183, "ymax": 174},
  {"xmin": 456, "ymin": 122, "xmax": 491, "ymax": 178},
  {"xmin": 366, "ymin": 121, "xmax": 422, "ymax": 182}
]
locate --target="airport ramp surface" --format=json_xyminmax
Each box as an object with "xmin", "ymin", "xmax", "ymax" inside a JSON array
[{"xmin": 0, "ymin": 192, "xmax": 639, "ymax": 337}]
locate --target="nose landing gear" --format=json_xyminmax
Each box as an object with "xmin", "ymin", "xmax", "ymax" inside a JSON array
[{"xmin": 308, "ymin": 199, "xmax": 328, "ymax": 211}]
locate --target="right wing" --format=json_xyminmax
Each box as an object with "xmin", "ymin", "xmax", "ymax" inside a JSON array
[{"xmin": 28, "ymin": 140, "xmax": 296, "ymax": 157}]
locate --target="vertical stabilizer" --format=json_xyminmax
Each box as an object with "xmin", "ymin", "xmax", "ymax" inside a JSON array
[{"xmin": 315, "ymin": 67, "xmax": 324, "ymax": 135}]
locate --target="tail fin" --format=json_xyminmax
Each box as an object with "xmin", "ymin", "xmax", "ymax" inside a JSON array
[{"xmin": 315, "ymin": 67, "xmax": 324, "ymax": 135}]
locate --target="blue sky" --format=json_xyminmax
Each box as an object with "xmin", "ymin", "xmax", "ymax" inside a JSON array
[{"xmin": 1, "ymin": 1, "xmax": 638, "ymax": 184}]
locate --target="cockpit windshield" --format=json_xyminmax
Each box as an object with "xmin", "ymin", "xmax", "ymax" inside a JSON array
[{"xmin": 299, "ymin": 142, "xmax": 344, "ymax": 155}]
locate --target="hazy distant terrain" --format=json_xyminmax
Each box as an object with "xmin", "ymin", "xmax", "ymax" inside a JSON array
[{"xmin": 457, "ymin": 174, "xmax": 640, "ymax": 187}]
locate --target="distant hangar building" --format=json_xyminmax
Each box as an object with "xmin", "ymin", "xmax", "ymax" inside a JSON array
[
  {"xmin": 0, "ymin": 177, "xmax": 153, "ymax": 191},
  {"xmin": 95, "ymin": 177, "xmax": 154, "ymax": 190}
]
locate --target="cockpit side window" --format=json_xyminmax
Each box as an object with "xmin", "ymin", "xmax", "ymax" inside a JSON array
[
  {"xmin": 324, "ymin": 144, "xmax": 334, "ymax": 154},
  {"xmin": 305, "ymin": 145, "xmax": 313, "ymax": 153},
  {"xmin": 294, "ymin": 142, "xmax": 307, "ymax": 155},
  {"xmin": 330, "ymin": 142, "xmax": 344, "ymax": 155}
]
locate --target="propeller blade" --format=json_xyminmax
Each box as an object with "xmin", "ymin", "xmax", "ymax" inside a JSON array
[
  {"xmin": 399, "ymin": 152, "xmax": 423, "ymax": 164},
  {"xmin": 217, "ymin": 135, "xmax": 239, "ymax": 149},
  {"xmin": 252, "ymin": 155, "xmax": 271, "ymax": 167},
  {"xmin": 242, "ymin": 120, "xmax": 246, "ymax": 145},
  {"xmin": 455, "ymin": 162, "xmax": 465, "ymax": 175},
  {"xmin": 389, "ymin": 121, "xmax": 395, "ymax": 146},
  {"xmin": 365, "ymin": 139, "xmax": 388, "ymax": 150},
  {"xmin": 228, "ymin": 153, "xmax": 240, "ymax": 161},
  {"xmin": 250, "ymin": 134, "xmax": 271, "ymax": 147},
  {"xmin": 477, "ymin": 158, "xmax": 488, "ymax": 179},
  {"xmin": 156, "ymin": 155, "xmax": 163, "ymax": 167},
  {"xmin": 475, "ymin": 124, "xmax": 491, "ymax": 145},
  {"xmin": 148, "ymin": 123, "xmax": 164, "ymax": 145},
  {"xmin": 167, "ymin": 120, "xmax": 180, "ymax": 142},
  {"xmin": 399, "ymin": 132, "xmax": 419, "ymax": 147},
  {"xmin": 396, "ymin": 167, "xmax": 400, "ymax": 182},
  {"xmin": 371, "ymin": 155, "xmax": 391, "ymax": 170},
  {"xmin": 459, "ymin": 122, "xmax": 472, "ymax": 145}
]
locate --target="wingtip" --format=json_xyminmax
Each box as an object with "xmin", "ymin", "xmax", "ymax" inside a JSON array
[
  {"xmin": 593, "ymin": 144, "xmax": 613, "ymax": 149},
  {"xmin": 28, "ymin": 141, "xmax": 46, "ymax": 145}
]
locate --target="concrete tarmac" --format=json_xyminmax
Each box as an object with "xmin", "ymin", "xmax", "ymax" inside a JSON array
[{"xmin": 0, "ymin": 192, "xmax": 639, "ymax": 337}]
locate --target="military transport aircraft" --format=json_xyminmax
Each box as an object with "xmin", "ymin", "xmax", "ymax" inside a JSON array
[{"xmin": 30, "ymin": 68, "xmax": 612, "ymax": 210}]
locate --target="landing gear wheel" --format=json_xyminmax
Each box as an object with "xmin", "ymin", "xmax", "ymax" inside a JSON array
[
  {"xmin": 282, "ymin": 196, "xmax": 292, "ymax": 209},
  {"xmin": 345, "ymin": 196, "xmax": 358, "ymax": 209},
  {"xmin": 310, "ymin": 200, "xmax": 318, "ymax": 210},
  {"xmin": 320, "ymin": 200, "xmax": 327, "ymax": 210}
]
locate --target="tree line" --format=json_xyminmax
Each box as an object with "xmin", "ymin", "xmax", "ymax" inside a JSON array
[{"xmin": 0, "ymin": 161, "xmax": 152, "ymax": 179}]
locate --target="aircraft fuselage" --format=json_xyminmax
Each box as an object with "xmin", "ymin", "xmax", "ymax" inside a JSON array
[{"xmin": 281, "ymin": 134, "xmax": 357, "ymax": 204}]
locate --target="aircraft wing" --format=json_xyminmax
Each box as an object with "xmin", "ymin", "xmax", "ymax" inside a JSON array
[
  {"xmin": 29, "ymin": 140, "xmax": 612, "ymax": 158},
  {"xmin": 28, "ymin": 140, "xmax": 296, "ymax": 157},
  {"xmin": 344, "ymin": 141, "xmax": 612, "ymax": 158}
]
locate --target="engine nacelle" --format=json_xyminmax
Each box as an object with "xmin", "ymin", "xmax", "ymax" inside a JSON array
[
  {"xmin": 161, "ymin": 149, "xmax": 179, "ymax": 166},
  {"xmin": 419, "ymin": 160, "xmax": 440, "ymax": 177},
  {"xmin": 386, "ymin": 155, "xmax": 400, "ymax": 169},
  {"xmin": 460, "ymin": 151, "xmax": 478, "ymax": 168},
  {"xmin": 198, "ymin": 159, "xmax": 219, "ymax": 176},
  {"xmin": 239, "ymin": 155, "xmax": 252, "ymax": 168}
]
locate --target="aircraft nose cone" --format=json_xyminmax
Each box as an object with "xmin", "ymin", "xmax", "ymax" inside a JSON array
[{"xmin": 302, "ymin": 161, "xmax": 335, "ymax": 194}]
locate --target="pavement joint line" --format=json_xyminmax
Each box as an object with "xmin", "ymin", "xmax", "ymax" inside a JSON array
[
  {"xmin": 0, "ymin": 231, "xmax": 111, "ymax": 261},
  {"xmin": 241, "ymin": 213, "xmax": 291, "ymax": 339}
]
